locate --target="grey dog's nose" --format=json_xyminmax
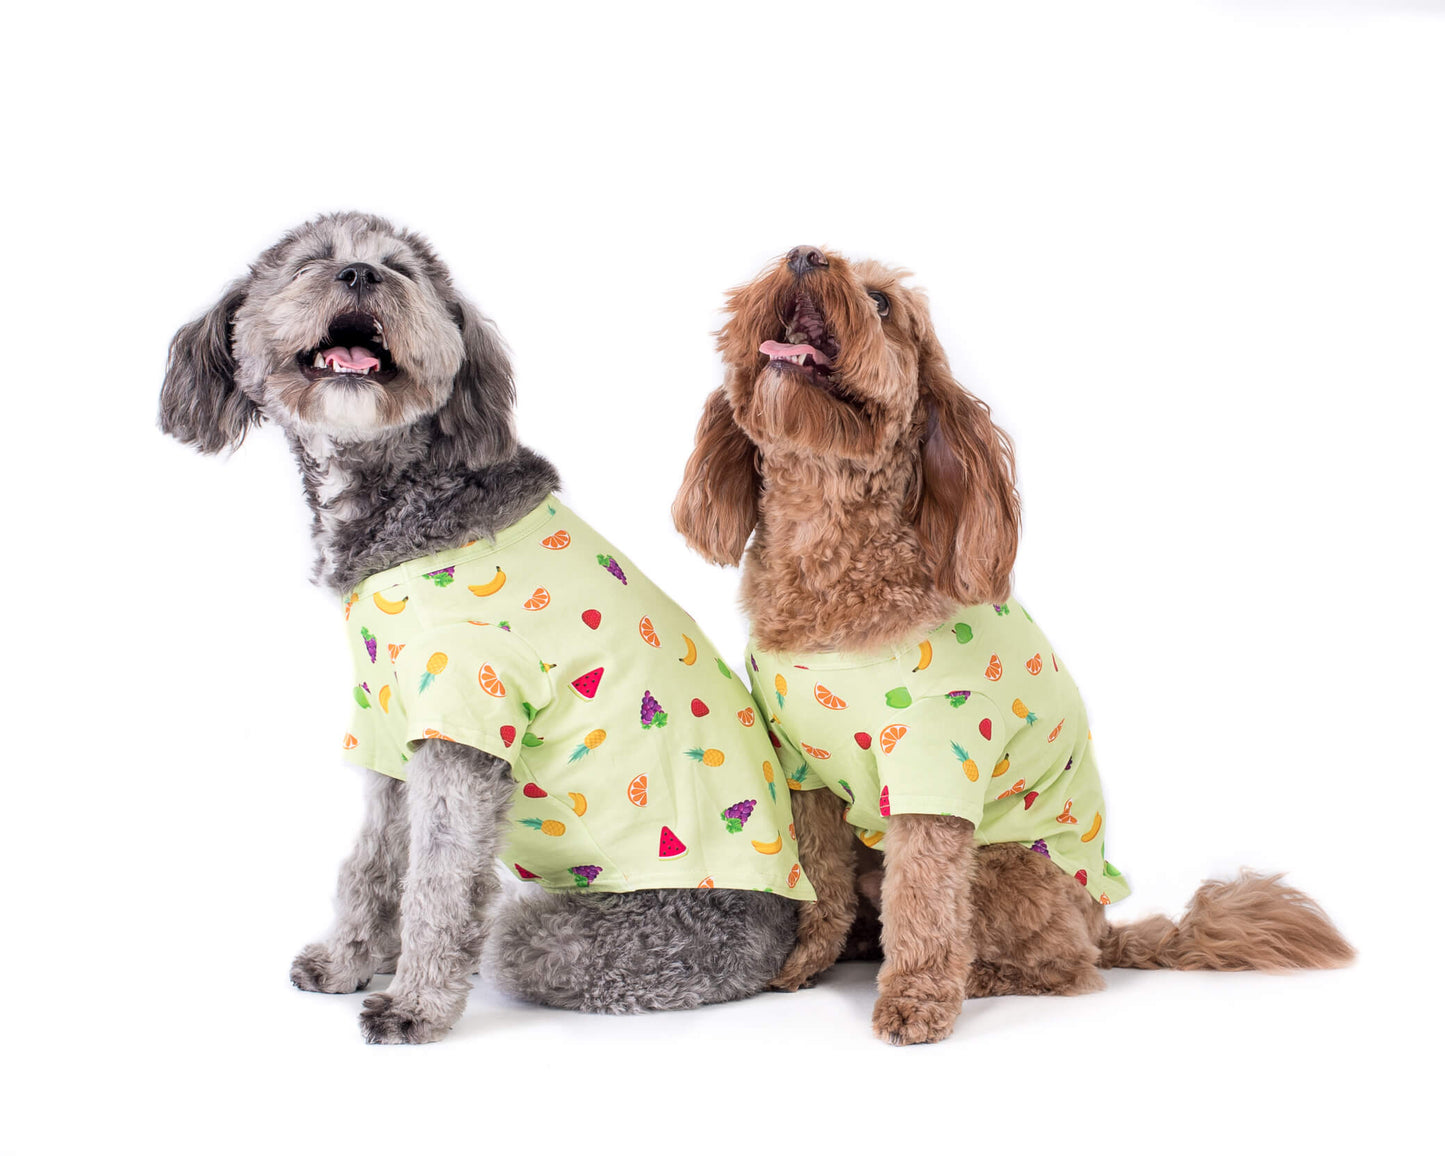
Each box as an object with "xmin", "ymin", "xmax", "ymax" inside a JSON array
[
  {"xmin": 336, "ymin": 263, "xmax": 383, "ymax": 290},
  {"xmin": 786, "ymin": 245, "xmax": 828, "ymax": 275}
]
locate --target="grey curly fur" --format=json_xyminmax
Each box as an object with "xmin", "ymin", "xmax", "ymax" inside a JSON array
[
  {"xmin": 160, "ymin": 212, "xmax": 796, "ymax": 1042},
  {"xmin": 491, "ymin": 888, "xmax": 798, "ymax": 1014}
]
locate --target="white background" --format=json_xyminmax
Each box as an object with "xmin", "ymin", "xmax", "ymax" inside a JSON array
[{"xmin": 3, "ymin": 1, "xmax": 1441, "ymax": 1152}]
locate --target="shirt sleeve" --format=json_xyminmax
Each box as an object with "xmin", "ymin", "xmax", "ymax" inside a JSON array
[
  {"xmin": 394, "ymin": 624, "xmax": 553, "ymax": 766},
  {"xmin": 748, "ymin": 662, "xmax": 825, "ymax": 790},
  {"xmin": 878, "ymin": 690, "xmax": 1009, "ymax": 825}
]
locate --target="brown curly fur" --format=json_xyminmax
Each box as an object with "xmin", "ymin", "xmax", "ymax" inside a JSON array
[{"xmin": 674, "ymin": 246, "xmax": 1354, "ymax": 1044}]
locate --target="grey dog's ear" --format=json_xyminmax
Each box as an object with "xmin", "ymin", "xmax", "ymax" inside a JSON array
[
  {"xmin": 159, "ymin": 279, "xmax": 262, "ymax": 453},
  {"xmin": 434, "ymin": 297, "xmax": 518, "ymax": 471}
]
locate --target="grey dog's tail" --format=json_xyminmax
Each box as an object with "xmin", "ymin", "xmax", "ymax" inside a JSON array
[{"xmin": 1099, "ymin": 871, "xmax": 1354, "ymax": 971}]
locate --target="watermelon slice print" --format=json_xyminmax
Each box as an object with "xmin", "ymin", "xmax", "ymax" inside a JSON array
[
  {"xmin": 658, "ymin": 826, "xmax": 688, "ymax": 859},
  {"xmin": 879, "ymin": 785, "xmax": 891, "ymax": 817},
  {"xmin": 514, "ymin": 864, "xmax": 539, "ymax": 880},
  {"xmin": 570, "ymin": 667, "xmax": 605, "ymax": 700}
]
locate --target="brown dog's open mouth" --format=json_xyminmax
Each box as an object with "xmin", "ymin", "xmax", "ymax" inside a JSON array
[
  {"xmin": 760, "ymin": 293, "xmax": 857, "ymax": 402},
  {"xmin": 298, "ymin": 311, "xmax": 399, "ymax": 384}
]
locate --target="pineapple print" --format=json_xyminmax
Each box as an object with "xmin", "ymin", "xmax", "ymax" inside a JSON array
[
  {"xmin": 950, "ymin": 741, "xmax": 980, "ymax": 783},
  {"xmin": 1012, "ymin": 698, "xmax": 1038, "ymax": 726},
  {"xmin": 519, "ymin": 817, "xmax": 567, "ymax": 836},
  {"xmin": 569, "ymin": 729, "xmax": 607, "ymax": 763},
  {"xmin": 774, "ymin": 673, "xmax": 787, "ymax": 709},
  {"xmin": 687, "ymin": 747, "xmax": 726, "ymax": 767},
  {"xmin": 419, "ymin": 651, "xmax": 448, "ymax": 693}
]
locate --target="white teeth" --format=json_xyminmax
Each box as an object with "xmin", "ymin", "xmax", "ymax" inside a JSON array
[{"xmin": 313, "ymin": 352, "xmax": 328, "ymax": 368}]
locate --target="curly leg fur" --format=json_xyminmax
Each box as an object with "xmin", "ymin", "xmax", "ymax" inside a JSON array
[
  {"xmin": 1100, "ymin": 870, "xmax": 1354, "ymax": 972},
  {"xmin": 490, "ymin": 888, "xmax": 797, "ymax": 1014},
  {"xmin": 965, "ymin": 842, "xmax": 1106, "ymax": 997},
  {"xmin": 291, "ymin": 770, "xmax": 409, "ymax": 994},
  {"xmin": 360, "ymin": 741, "xmax": 512, "ymax": 1044},
  {"xmin": 874, "ymin": 814, "xmax": 976, "ymax": 1045},
  {"xmin": 769, "ymin": 789, "xmax": 859, "ymax": 990}
]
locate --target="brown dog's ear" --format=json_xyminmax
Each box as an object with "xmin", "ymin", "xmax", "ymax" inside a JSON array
[
  {"xmin": 913, "ymin": 336, "xmax": 1020, "ymax": 605},
  {"xmin": 672, "ymin": 385, "xmax": 761, "ymax": 566},
  {"xmin": 159, "ymin": 279, "xmax": 262, "ymax": 453},
  {"xmin": 435, "ymin": 297, "xmax": 518, "ymax": 471}
]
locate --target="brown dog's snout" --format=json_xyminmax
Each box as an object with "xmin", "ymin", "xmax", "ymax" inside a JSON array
[
  {"xmin": 786, "ymin": 245, "xmax": 828, "ymax": 276},
  {"xmin": 336, "ymin": 263, "xmax": 383, "ymax": 290}
]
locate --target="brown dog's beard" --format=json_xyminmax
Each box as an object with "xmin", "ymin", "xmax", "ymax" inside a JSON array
[{"xmin": 748, "ymin": 367, "xmax": 895, "ymax": 464}]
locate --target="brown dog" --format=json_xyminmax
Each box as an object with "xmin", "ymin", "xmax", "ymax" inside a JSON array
[{"xmin": 673, "ymin": 245, "xmax": 1353, "ymax": 1045}]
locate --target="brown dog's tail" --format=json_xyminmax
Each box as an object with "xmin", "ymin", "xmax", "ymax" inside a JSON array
[{"xmin": 1099, "ymin": 871, "xmax": 1354, "ymax": 972}]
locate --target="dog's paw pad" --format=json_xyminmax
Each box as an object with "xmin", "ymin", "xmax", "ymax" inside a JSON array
[
  {"xmin": 290, "ymin": 945, "xmax": 370, "ymax": 994},
  {"xmin": 358, "ymin": 992, "xmax": 448, "ymax": 1045},
  {"xmin": 871, "ymin": 994, "xmax": 959, "ymax": 1046}
]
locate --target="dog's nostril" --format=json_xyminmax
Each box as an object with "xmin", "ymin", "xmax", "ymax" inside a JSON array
[
  {"xmin": 786, "ymin": 245, "xmax": 828, "ymax": 276},
  {"xmin": 336, "ymin": 263, "xmax": 383, "ymax": 289}
]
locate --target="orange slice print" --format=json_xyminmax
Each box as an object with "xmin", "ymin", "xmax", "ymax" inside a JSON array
[
  {"xmin": 422, "ymin": 729, "xmax": 456, "ymax": 742},
  {"xmin": 627, "ymin": 773, "xmax": 648, "ymax": 807},
  {"xmin": 477, "ymin": 664, "xmax": 506, "ymax": 697},
  {"xmin": 985, "ymin": 654, "xmax": 1004, "ymax": 681},
  {"xmin": 800, "ymin": 742, "xmax": 832, "ymax": 760},
  {"xmin": 342, "ymin": 733, "xmax": 358, "ymax": 750},
  {"xmin": 523, "ymin": 587, "xmax": 551, "ymax": 611},
  {"xmin": 1026, "ymin": 653, "xmax": 1043, "ymax": 676},
  {"xmin": 697, "ymin": 876, "xmax": 716, "ymax": 889},
  {"xmin": 1056, "ymin": 798, "xmax": 1079, "ymax": 825},
  {"xmin": 878, "ymin": 724, "xmax": 909, "ymax": 754},
  {"xmin": 787, "ymin": 863, "xmax": 802, "ymax": 888},
  {"xmin": 737, "ymin": 707, "xmax": 755, "ymax": 727},
  {"xmin": 1048, "ymin": 719, "xmax": 1066, "ymax": 743},
  {"xmin": 813, "ymin": 683, "xmax": 848, "ymax": 710},
  {"xmin": 638, "ymin": 616, "xmax": 661, "ymax": 647},
  {"xmin": 540, "ymin": 530, "xmax": 571, "ymax": 550}
]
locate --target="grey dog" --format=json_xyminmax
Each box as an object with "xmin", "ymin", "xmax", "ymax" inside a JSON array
[{"xmin": 159, "ymin": 212, "xmax": 796, "ymax": 1043}]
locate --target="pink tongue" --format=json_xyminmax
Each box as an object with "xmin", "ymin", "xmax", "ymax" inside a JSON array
[
  {"xmin": 759, "ymin": 339, "xmax": 832, "ymax": 367},
  {"xmin": 322, "ymin": 346, "xmax": 381, "ymax": 372}
]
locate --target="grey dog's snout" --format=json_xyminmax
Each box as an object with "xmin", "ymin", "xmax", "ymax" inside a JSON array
[
  {"xmin": 787, "ymin": 245, "xmax": 828, "ymax": 276},
  {"xmin": 337, "ymin": 262, "xmax": 383, "ymax": 290}
]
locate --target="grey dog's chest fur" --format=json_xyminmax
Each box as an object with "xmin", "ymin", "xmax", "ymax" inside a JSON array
[{"xmin": 293, "ymin": 427, "xmax": 561, "ymax": 595}]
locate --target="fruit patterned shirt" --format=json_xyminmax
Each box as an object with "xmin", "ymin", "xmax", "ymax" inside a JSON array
[
  {"xmin": 747, "ymin": 599, "xmax": 1129, "ymax": 906},
  {"xmin": 342, "ymin": 496, "xmax": 814, "ymax": 900}
]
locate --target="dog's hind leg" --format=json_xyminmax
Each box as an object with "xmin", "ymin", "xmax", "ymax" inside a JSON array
[
  {"xmin": 489, "ymin": 888, "xmax": 798, "ymax": 1014},
  {"xmin": 291, "ymin": 770, "xmax": 410, "ymax": 994},
  {"xmin": 359, "ymin": 740, "xmax": 512, "ymax": 1044},
  {"xmin": 965, "ymin": 842, "xmax": 1106, "ymax": 998},
  {"xmin": 767, "ymin": 788, "xmax": 859, "ymax": 990}
]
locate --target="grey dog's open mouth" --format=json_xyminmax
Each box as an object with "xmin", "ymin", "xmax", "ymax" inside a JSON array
[{"xmin": 298, "ymin": 311, "xmax": 399, "ymax": 384}]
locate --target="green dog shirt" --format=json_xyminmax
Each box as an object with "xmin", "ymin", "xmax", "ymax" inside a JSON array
[
  {"xmin": 342, "ymin": 497, "xmax": 814, "ymax": 900},
  {"xmin": 748, "ymin": 600, "xmax": 1128, "ymax": 905}
]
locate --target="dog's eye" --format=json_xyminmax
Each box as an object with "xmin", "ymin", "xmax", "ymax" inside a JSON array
[{"xmin": 868, "ymin": 291, "xmax": 890, "ymax": 318}]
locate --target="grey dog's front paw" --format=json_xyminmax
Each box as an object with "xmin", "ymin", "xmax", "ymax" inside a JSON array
[
  {"xmin": 290, "ymin": 944, "xmax": 373, "ymax": 994},
  {"xmin": 358, "ymin": 991, "xmax": 455, "ymax": 1045}
]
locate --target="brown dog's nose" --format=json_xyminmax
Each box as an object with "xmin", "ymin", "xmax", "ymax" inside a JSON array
[
  {"xmin": 336, "ymin": 263, "xmax": 382, "ymax": 290},
  {"xmin": 787, "ymin": 245, "xmax": 828, "ymax": 276}
]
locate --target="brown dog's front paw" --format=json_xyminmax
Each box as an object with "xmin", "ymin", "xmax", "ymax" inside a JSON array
[
  {"xmin": 768, "ymin": 943, "xmax": 832, "ymax": 992},
  {"xmin": 871, "ymin": 993, "xmax": 960, "ymax": 1046},
  {"xmin": 358, "ymin": 992, "xmax": 453, "ymax": 1045},
  {"xmin": 291, "ymin": 944, "xmax": 372, "ymax": 994}
]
